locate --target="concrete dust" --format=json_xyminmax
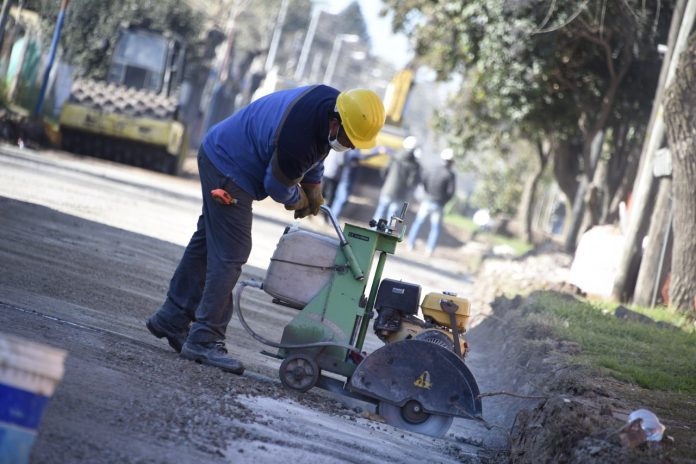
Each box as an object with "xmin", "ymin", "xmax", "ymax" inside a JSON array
[{"xmin": 228, "ymin": 395, "xmax": 480, "ymax": 463}]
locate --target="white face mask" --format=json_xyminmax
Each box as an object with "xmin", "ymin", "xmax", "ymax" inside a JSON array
[
  {"xmin": 328, "ymin": 124, "xmax": 352, "ymax": 152},
  {"xmin": 329, "ymin": 136, "xmax": 352, "ymax": 152}
]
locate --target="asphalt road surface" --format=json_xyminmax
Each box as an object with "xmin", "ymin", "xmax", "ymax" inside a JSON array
[{"xmin": 0, "ymin": 145, "xmax": 508, "ymax": 463}]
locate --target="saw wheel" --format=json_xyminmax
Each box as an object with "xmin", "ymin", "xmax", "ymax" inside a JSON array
[
  {"xmin": 279, "ymin": 354, "xmax": 319, "ymax": 392},
  {"xmin": 378, "ymin": 400, "xmax": 454, "ymax": 438}
]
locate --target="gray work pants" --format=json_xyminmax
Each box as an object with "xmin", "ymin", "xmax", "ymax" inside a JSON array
[{"xmin": 153, "ymin": 147, "xmax": 253, "ymax": 344}]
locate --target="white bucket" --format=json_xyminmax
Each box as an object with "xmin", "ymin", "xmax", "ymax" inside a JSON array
[{"xmin": 0, "ymin": 333, "xmax": 67, "ymax": 464}]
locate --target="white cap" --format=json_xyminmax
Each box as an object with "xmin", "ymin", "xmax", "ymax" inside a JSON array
[
  {"xmin": 403, "ymin": 136, "xmax": 418, "ymax": 150},
  {"xmin": 440, "ymin": 148, "xmax": 454, "ymax": 161}
]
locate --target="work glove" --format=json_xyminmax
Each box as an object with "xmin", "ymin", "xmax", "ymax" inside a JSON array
[
  {"xmin": 301, "ymin": 182, "xmax": 324, "ymax": 216},
  {"xmin": 284, "ymin": 186, "xmax": 310, "ymax": 219}
]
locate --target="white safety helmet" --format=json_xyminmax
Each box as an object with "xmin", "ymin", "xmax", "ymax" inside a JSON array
[
  {"xmin": 402, "ymin": 136, "xmax": 418, "ymax": 150},
  {"xmin": 440, "ymin": 148, "xmax": 454, "ymax": 161}
]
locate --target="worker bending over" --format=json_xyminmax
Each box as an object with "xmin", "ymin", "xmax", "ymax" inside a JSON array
[{"xmin": 146, "ymin": 85, "xmax": 385, "ymax": 374}]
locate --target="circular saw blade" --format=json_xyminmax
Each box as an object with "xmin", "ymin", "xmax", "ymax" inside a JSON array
[{"xmin": 378, "ymin": 401, "xmax": 453, "ymax": 438}]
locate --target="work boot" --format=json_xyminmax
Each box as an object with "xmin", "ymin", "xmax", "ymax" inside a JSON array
[
  {"xmin": 180, "ymin": 341, "xmax": 245, "ymax": 375},
  {"xmin": 146, "ymin": 316, "xmax": 189, "ymax": 353}
]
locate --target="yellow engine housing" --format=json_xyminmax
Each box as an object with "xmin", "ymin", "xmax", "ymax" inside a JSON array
[
  {"xmin": 384, "ymin": 320, "xmax": 468, "ymax": 357},
  {"xmin": 420, "ymin": 293, "xmax": 471, "ymax": 332},
  {"xmin": 383, "ymin": 318, "xmax": 424, "ymax": 343}
]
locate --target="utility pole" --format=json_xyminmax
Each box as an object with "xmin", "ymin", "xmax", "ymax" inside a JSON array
[
  {"xmin": 634, "ymin": 174, "xmax": 673, "ymax": 307},
  {"xmin": 218, "ymin": 2, "xmax": 245, "ymax": 84},
  {"xmin": 201, "ymin": 0, "xmax": 249, "ymax": 132},
  {"xmin": 632, "ymin": 0, "xmax": 688, "ymax": 307},
  {"xmin": 33, "ymin": 0, "xmax": 69, "ymax": 118},
  {"xmin": 611, "ymin": 0, "xmax": 695, "ymax": 301},
  {"xmin": 0, "ymin": 0, "xmax": 14, "ymax": 51},
  {"xmin": 264, "ymin": 0, "xmax": 289, "ymax": 73},
  {"xmin": 293, "ymin": 7, "xmax": 321, "ymax": 82},
  {"xmin": 323, "ymin": 34, "xmax": 359, "ymax": 85}
]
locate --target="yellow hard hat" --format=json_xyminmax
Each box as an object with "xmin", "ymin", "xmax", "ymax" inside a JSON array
[{"xmin": 336, "ymin": 89, "xmax": 385, "ymax": 149}]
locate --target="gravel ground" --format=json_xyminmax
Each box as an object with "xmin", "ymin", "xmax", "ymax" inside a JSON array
[{"xmin": 1, "ymin": 146, "xmax": 519, "ymax": 463}]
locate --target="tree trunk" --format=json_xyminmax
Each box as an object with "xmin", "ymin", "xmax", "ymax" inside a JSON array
[
  {"xmin": 564, "ymin": 130, "xmax": 604, "ymax": 251},
  {"xmin": 664, "ymin": 33, "xmax": 696, "ymax": 315},
  {"xmin": 516, "ymin": 139, "xmax": 549, "ymax": 243},
  {"xmin": 606, "ymin": 122, "xmax": 641, "ymax": 224},
  {"xmin": 516, "ymin": 175, "xmax": 536, "ymax": 243},
  {"xmin": 555, "ymin": 13, "xmax": 647, "ymax": 250},
  {"xmin": 607, "ymin": 142, "xmax": 641, "ymax": 225},
  {"xmin": 565, "ymin": 29, "xmax": 636, "ymax": 252},
  {"xmin": 589, "ymin": 157, "xmax": 608, "ymax": 225},
  {"xmin": 552, "ymin": 138, "xmax": 580, "ymax": 205},
  {"xmin": 633, "ymin": 178, "xmax": 673, "ymax": 307},
  {"xmin": 612, "ymin": 0, "xmax": 690, "ymax": 302},
  {"xmin": 0, "ymin": 0, "xmax": 14, "ymax": 52}
]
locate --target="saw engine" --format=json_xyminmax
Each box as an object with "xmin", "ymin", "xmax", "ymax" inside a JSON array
[{"xmin": 373, "ymin": 279, "xmax": 470, "ymax": 357}]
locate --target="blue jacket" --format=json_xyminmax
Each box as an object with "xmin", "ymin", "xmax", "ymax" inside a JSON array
[{"xmin": 202, "ymin": 85, "xmax": 339, "ymax": 205}]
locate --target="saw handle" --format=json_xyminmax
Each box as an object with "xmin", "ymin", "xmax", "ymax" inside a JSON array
[
  {"xmin": 341, "ymin": 242, "xmax": 364, "ymax": 281},
  {"xmin": 320, "ymin": 205, "xmax": 364, "ymax": 281}
]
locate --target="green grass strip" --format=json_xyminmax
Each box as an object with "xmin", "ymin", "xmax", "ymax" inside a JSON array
[{"xmin": 531, "ymin": 293, "xmax": 696, "ymax": 394}]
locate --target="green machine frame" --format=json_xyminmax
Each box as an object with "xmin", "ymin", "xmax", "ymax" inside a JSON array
[{"xmin": 278, "ymin": 204, "xmax": 406, "ymax": 377}]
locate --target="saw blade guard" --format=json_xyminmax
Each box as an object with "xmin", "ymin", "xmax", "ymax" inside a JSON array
[{"xmin": 348, "ymin": 340, "xmax": 482, "ymax": 419}]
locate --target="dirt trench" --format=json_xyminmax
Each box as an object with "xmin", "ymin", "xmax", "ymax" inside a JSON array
[
  {"xmin": 466, "ymin": 289, "xmax": 674, "ymax": 464},
  {"xmin": 459, "ymin": 241, "xmax": 687, "ymax": 464}
]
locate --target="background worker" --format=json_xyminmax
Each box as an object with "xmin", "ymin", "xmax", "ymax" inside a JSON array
[
  {"xmin": 328, "ymin": 148, "xmax": 360, "ymax": 219},
  {"xmin": 321, "ymin": 149, "xmax": 344, "ymax": 207},
  {"xmin": 329, "ymin": 146, "xmax": 384, "ymax": 219},
  {"xmin": 146, "ymin": 85, "xmax": 385, "ymax": 374},
  {"xmin": 373, "ymin": 135, "xmax": 421, "ymax": 221},
  {"xmin": 407, "ymin": 148, "xmax": 456, "ymax": 256}
]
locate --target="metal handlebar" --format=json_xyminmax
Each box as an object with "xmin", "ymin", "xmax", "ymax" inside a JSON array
[
  {"xmin": 319, "ymin": 205, "xmax": 364, "ymax": 281},
  {"xmin": 320, "ymin": 205, "xmax": 348, "ymax": 246}
]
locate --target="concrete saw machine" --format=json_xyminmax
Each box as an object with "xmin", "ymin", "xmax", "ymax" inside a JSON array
[{"xmin": 235, "ymin": 205, "xmax": 482, "ymax": 437}]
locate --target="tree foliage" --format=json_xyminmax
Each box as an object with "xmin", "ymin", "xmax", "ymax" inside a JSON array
[
  {"xmin": 31, "ymin": 0, "xmax": 203, "ymax": 79},
  {"xmin": 382, "ymin": 0, "xmax": 673, "ymax": 226},
  {"xmin": 336, "ymin": 1, "xmax": 371, "ymax": 46},
  {"xmin": 466, "ymin": 147, "xmax": 529, "ymax": 216},
  {"xmin": 231, "ymin": 0, "xmax": 313, "ymax": 77}
]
